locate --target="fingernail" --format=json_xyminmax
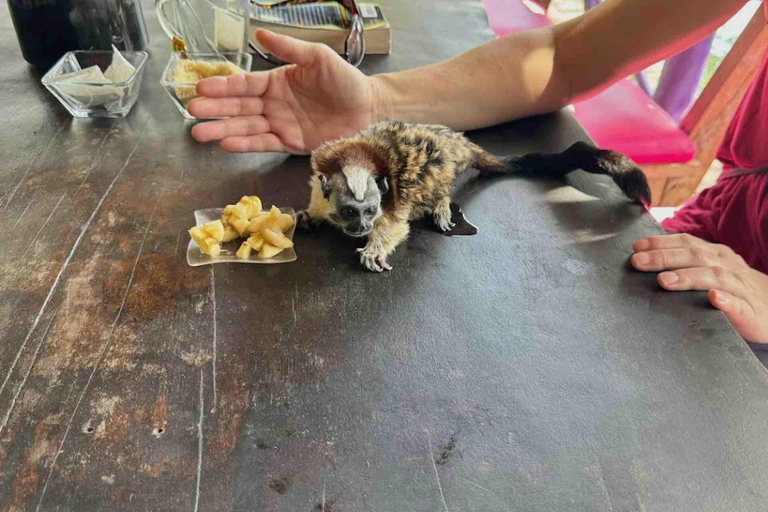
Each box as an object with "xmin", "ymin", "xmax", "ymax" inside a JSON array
[
  {"xmin": 634, "ymin": 239, "xmax": 650, "ymax": 251},
  {"xmin": 659, "ymin": 272, "xmax": 679, "ymax": 286},
  {"xmin": 714, "ymin": 292, "xmax": 727, "ymax": 305},
  {"xmin": 632, "ymin": 252, "xmax": 650, "ymax": 267}
]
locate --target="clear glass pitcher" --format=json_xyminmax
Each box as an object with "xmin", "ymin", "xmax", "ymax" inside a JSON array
[{"xmin": 155, "ymin": 0, "xmax": 249, "ymax": 55}]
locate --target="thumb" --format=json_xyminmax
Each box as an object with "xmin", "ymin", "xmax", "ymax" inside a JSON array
[{"xmin": 255, "ymin": 29, "xmax": 321, "ymax": 67}]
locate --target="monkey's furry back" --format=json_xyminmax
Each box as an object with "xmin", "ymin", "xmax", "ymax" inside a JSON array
[
  {"xmin": 312, "ymin": 121, "xmax": 499, "ymax": 219},
  {"xmin": 311, "ymin": 120, "xmax": 651, "ymax": 210}
]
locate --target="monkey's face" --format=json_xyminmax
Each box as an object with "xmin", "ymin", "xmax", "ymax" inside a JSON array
[{"xmin": 321, "ymin": 169, "xmax": 389, "ymax": 238}]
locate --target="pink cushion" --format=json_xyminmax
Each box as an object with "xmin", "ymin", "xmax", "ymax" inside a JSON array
[
  {"xmin": 481, "ymin": 0, "xmax": 696, "ymax": 165},
  {"xmin": 572, "ymin": 81, "xmax": 696, "ymax": 164}
]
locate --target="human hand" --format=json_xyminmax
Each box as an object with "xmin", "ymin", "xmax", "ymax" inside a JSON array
[
  {"xmin": 188, "ymin": 30, "xmax": 384, "ymax": 154},
  {"xmin": 631, "ymin": 234, "xmax": 768, "ymax": 343}
]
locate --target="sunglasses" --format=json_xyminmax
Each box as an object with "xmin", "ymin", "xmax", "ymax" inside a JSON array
[{"xmin": 250, "ymin": 0, "xmax": 365, "ymax": 67}]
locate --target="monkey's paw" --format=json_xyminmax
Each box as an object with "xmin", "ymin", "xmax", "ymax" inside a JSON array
[
  {"xmin": 297, "ymin": 210, "xmax": 321, "ymax": 231},
  {"xmin": 434, "ymin": 209, "xmax": 455, "ymax": 232},
  {"xmin": 356, "ymin": 247, "xmax": 392, "ymax": 272}
]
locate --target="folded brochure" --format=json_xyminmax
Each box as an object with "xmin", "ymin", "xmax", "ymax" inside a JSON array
[{"xmin": 250, "ymin": 2, "xmax": 387, "ymax": 31}]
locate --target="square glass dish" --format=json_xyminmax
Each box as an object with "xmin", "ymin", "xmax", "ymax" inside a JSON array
[
  {"xmin": 41, "ymin": 50, "xmax": 148, "ymax": 118},
  {"xmin": 160, "ymin": 52, "xmax": 252, "ymax": 119},
  {"xmin": 187, "ymin": 207, "xmax": 297, "ymax": 267}
]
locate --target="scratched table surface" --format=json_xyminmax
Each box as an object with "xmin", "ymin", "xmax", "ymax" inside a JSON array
[{"xmin": 2, "ymin": 1, "xmax": 768, "ymax": 511}]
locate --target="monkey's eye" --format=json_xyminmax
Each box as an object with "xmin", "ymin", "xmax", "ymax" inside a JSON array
[
  {"xmin": 365, "ymin": 207, "xmax": 377, "ymax": 217},
  {"xmin": 341, "ymin": 206, "xmax": 356, "ymax": 218}
]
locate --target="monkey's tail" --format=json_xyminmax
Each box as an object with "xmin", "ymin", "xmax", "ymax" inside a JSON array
[{"xmin": 469, "ymin": 141, "xmax": 651, "ymax": 207}]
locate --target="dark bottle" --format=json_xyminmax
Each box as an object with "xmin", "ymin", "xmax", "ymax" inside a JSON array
[
  {"xmin": 8, "ymin": 0, "xmax": 150, "ymax": 72},
  {"xmin": 8, "ymin": 0, "xmax": 81, "ymax": 71}
]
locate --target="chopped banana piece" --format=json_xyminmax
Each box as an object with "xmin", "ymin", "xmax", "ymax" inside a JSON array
[
  {"xmin": 265, "ymin": 205, "xmax": 281, "ymax": 231},
  {"xmin": 221, "ymin": 223, "xmax": 239, "ymax": 242},
  {"xmin": 248, "ymin": 212, "xmax": 269, "ymax": 234},
  {"xmin": 258, "ymin": 243, "xmax": 283, "ymax": 259},
  {"xmin": 222, "ymin": 204, "xmax": 248, "ymax": 224},
  {"xmin": 236, "ymin": 241, "xmax": 252, "ymax": 259},
  {"xmin": 202, "ymin": 220, "xmax": 224, "ymax": 241},
  {"xmin": 189, "ymin": 227, "xmax": 221, "ymax": 256},
  {"xmin": 188, "ymin": 226, "xmax": 206, "ymax": 245},
  {"xmin": 246, "ymin": 233, "xmax": 264, "ymax": 251},
  {"xmin": 237, "ymin": 196, "xmax": 263, "ymax": 218},
  {"xmin": 262, "ymin": 228, "xmax": 294, "ymax": 249},
  {"xmin": 231, "ymin": 218, "xmax": 250, "ymax": 236},
  {"xmin": 276, "ymin": 213, "xmax": 294, "ymax": 232}
]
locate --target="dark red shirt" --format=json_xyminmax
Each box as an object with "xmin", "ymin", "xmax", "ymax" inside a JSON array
[{"xmin": 662, "ymin": 2, "xmax": 768, "ymax": 274}]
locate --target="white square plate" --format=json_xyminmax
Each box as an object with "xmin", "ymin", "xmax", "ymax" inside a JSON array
[{"xmin": 186, "ymin": 207, "xmax": 297, "ymax": 267}]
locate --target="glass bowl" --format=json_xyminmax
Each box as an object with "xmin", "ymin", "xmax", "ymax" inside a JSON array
[
  {"xmin": 41, "ymin": 50, "xmax": 148, "ymax": 118},
  {"xmin": 160, "ymin": 51, "xmax": 252, "ymax": 119}
]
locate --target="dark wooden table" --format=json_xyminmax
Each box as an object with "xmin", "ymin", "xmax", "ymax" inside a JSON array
[{"xmin": 2, "ymin": 1, "xmax": 768, "ymax": 511}]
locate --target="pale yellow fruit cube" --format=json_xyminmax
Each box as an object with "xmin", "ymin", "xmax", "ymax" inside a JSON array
[
  {"xmin": 246, "ymin": 233, "xmax": 264, "ymax": 251},
  {"xmin": 236, "ymin": 241, "xmax": 252, "ymax": 259},
  {"xmin": 208, "ymin": 242, "xmax": 221, "ymax": 257},
  {"xmin": 221, "ymin": 205, "xmax": 234, "ymax": 223},
  {"xmin": 190, "ymin": 226, "xmax": 221, "ymax": 256},
  {"xmin": 258, "ymin": 243, "xmax": 283, "ymax": 259},
  {"xmin": 262, "ymin": 228, "xmax": 293, "ymax": 249},
  {"xmin": 221, "ymin": 223, "xmax": 239, "ymax": 242},
  {"xmin": 276, "ymin": 213, "xmax": 294, "ymax": 232},
  {"xmin": 202, "ymin": 220, "xmax": 224, "ymax": 241},
  {"xmin": 248, "ymin": 212, "xmax": 269, "ymax": 234},
  {"xmin": 231, "ymin": 218, "xmax": 250, "ymax": 236},
  {"xmin": 222, "ymin": 203, "xmax": 248, "ymax": 223},
  {"xmin": 188, "ymin": 226, "xmax": 207, "ymax": 247},
  {"xmin": 237, "ymin": 195, "xmax": 263, "ymax": 218},
  {"xmin": 237, "ymin": 196, "xmax": 256, "ymax": 218},
  {"xmin": 264, "ymin": 205, "xmax": 281, "ymax": 231}
]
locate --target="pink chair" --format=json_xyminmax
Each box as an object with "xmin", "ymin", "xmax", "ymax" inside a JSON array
[{"xmin": 482, "ymin": 0, "xmax": 698, "ymax": 204}]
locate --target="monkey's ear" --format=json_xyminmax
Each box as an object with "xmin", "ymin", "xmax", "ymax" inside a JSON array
[
  {"xmin": 319, "ymin": 175, "xmax": 331, "ymax": 198},
  {"xmin": 376, "ymin": 176, "xmax": 389, "ymax": 196}
]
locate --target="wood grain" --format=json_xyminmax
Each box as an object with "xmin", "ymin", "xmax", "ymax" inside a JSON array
[{"xmin": 1, "ymin": 1, "xmax": 768, "ymax": 511}]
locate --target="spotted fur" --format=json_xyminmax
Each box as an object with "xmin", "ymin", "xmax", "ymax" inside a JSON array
[{"xmin": 299, "ymin": 121, "xmax": 650, "ymax": 272}]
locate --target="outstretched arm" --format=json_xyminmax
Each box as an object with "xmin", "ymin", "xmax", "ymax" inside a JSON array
[
  {"xmin": 190, "ymin": 0, "xmax": 748, "ymax": 153},
  {"xmin": 377, "ymin": 0, "xmax": 747, "ymax": 129}
]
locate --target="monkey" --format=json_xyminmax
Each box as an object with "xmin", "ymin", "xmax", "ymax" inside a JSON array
[{"xmin": 297, "ymin": 120, "xmax": 650, "ymax": 272}]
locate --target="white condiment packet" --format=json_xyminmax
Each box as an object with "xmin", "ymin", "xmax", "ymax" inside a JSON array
[
  {"xmin": 46, "ymin": 65, "xmax": 110, "ymax": 85},
  {"xmin": 49, "ymin": 65, "xmax": 122, "ymax": 108},
  {"xmin": 47, "ymin": 47, "xmax": 136, "ymax": 108},
  {"xmin": 104, "ymin": 45, "xmax": 136, "ymax": 83}
]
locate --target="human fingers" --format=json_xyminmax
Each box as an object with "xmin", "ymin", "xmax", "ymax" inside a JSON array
[
  {"xmin": 187, "ymin": 97, "xmax": 264, "ymax": 119},
  {"xmin": 255, "ymin": 29, "xmax": 327, "ymax": 67},
  {"xmin": 656, "ymin": 266, "xmax": 744, "ymax": 294},
  {"xmin": 631, "ymin": 246, "xmax": 719, "ymax": 272},
  {"xmin": 632, "ymin": 233, "xmax": 707, "ymax": 252},
  {"xmin": 190, "ymin": 116, "xmax": 270, "ymax": 143},
  {"xmin": 220, "ymin": 133, "xmax": 290, "ymax": 153},
  {"xmin": 196, "ymin": 72, "xmax": 269, "ymax": 98}
]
